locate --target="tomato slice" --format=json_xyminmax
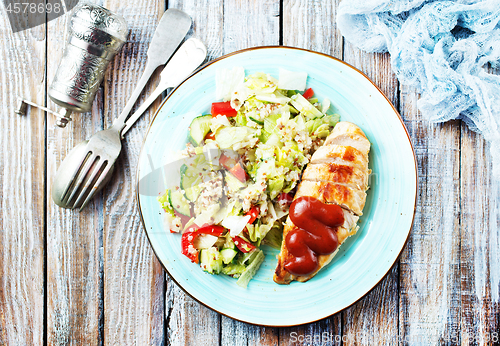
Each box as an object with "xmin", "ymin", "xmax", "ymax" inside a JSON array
[
  {"xmin": 219, "ymin": 152, "xmax": 238, "ymax": 169},
  {"xmin": 229, "ymin": 163, "xmax": 247, "ymax": 182},
  {"xmin": 211, "ymin": 101, "xmax": 237, "ymax": 117},
  {"xmin": 181, "ymin": 232, "xmax": 199, "ymax": 263},
  {"xmin": 245, "ymin": 206, "xmax": 260, "ymax": 224},
  {"xmin": 302, "ymin": 88, "xmax": 314, "ymax": 99},
  {"xmin": 220, "ymin": 152, "xmax": 248, "ymax": 183},
  {"xmin": 232, "ymin": 236, "xmax": 256, "ymax": 253},
  {"xmin": 174, "ymin": 210, "xmax": 192, "ymax": 228},
  {"xmin": 278, "ymin": 192, "xmax": 294, "ymax": 206},
  {"xmin": 181, "ymin": 225, "xmax": 227, "ymax": 263},
  {"xmin": 204, "ymin": 131, "xmax": 216, "ymax": 140},
  {"xmin": 197, "ymin": 225, "xmax": 226, "ymax": 237}
]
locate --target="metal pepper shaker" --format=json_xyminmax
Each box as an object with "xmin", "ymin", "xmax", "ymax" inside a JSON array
[{"xmin": 16, "ymin": 2, "xmax": 128, "ymax": 127}]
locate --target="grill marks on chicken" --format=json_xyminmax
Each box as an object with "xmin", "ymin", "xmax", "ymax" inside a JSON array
[
  {"xmin": 312, "ymin": 140, "xmax": 367, "ymax": 162},
  {"xmin": 302, "ymin": 162, "xmax": 368, "ymax": 191},
  {"xmin": 274, "ymin": 122, "xmax": 371, "ymax": 284},
  {"xmin": 324, "ymin": 122, "xmax": 371, "ymax": 156},
  {"xmin": 296, "ymin": 181, "xmax": 366, "ymax": 216}
]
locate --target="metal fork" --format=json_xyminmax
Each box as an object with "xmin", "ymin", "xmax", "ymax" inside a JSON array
[{"xmin": 52, "ymin": 37, "xmax": 207, "ymax": 210}]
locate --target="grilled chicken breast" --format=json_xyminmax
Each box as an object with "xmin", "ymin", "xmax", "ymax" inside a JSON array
[{"xmin": 274, "ymin": 121, "xmax": 371, "ymax": 284}]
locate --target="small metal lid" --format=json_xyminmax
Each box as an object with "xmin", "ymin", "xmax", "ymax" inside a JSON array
[{"xmin": 70, "ymin": 2, "xmax": 128, "ymax": 45}]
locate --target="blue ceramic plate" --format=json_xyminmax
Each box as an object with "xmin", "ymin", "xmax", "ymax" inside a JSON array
[{"xmin": 136, "ymin": 47, "xmax": 417, "ymax": 326}]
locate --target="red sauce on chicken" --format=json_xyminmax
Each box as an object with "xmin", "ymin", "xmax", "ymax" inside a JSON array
[{"xmin": 284, "ymin": 196, "xmax": 344, "ymax": 276}]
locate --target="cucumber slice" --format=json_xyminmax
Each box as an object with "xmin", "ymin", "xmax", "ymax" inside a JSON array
[
  {"xmin": 168, "ymin": 189, "xmax": 191, "ymax": 216},
  {"xmin": 180, "ymin": 164, "xmax": 203, "ymax": 201},
  {"xmin": 224, "ymin": 171, "xmax": 246, "ymax": 191},
  {"xmin": 199, "ymin": 249, "xmax": 209, "ymax": 268},
  {"xmin": 199, "ymin": 248, "xmax": 223, "ymax": 274},
  {"xmin": 189, "ymin": 114, "xmax": 213, "ymax": 146},
  {"xmin": 220, "ymin": 248, "xmax": 238, "ymax": 264},
  {"xmin": 184, "ymin": 183, "xmax": 203, "ymax": 202}
]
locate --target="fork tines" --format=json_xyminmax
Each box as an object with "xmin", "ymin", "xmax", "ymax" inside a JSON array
[{"xmin": 61, "ymin": 152, "xmax": 109, "ymax": 210}]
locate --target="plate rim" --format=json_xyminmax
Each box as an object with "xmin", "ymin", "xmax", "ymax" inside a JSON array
[{"xmin": 135, "ymin": 45, "xmax": 418, "ymax": 327}]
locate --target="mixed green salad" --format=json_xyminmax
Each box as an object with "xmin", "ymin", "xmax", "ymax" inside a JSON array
[{"xmin": 158, "ymin": 67, "xmax": 339, "ymax": 288}]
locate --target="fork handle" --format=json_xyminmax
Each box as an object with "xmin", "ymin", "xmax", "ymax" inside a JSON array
[
  {"xmin": 113, "ymin": 60, "xmax": 159, "ymax": 131},
  {"xmin": 120, "ymin": 83, "xmax": 171, "ymax": 137},
  {"xmin": 119, "ymin": 38, "xmax": 207, "ymax": 138}
]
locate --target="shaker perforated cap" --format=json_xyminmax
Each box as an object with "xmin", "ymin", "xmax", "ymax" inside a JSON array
[
  {"xmin": 69, "ymin": 2, "xmax": 128, "ymax": 54},
  {"xmin": 71, "ymin": 2, "xmax": 128, "ymax": 41}
]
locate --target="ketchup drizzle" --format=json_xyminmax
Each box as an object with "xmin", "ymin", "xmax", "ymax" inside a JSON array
[{"xmin": 284, "ymin": 196, "xmax": 345, "ymax": 276}]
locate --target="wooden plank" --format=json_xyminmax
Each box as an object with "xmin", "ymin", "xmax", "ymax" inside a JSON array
[
  {"xmin": 221, "ymin": 320, "xmax": 279, "ymax": 346},
  {"xmin": 282, "ymin": 0, "xmax": 343, "ymax": 58},
  {"xmin": 399, "ymin": 85, "xmax": 461, "ymax": 344},
  {"xmin": 164, "ymin": 0, "xmax": 223, "ymax": 345},
  {"xmin": 101, "ymin": 1, "xmax": 166, "ymax": 345},
  {"xmin": 343, "ymin": 266, "xmax": 399, "ymax": 345},
  {"xmin": 165, "ymin": 284, "xmax": 220, "ymax": 346},
  {"xmin": 45, "ymin": 1, "xmax": 108, "ymax": 342},
  {"xmin": 279, "ymin": 1, "xmax": 343, "ymax": 344},
  {"xmin": 0, "ymin": 9, "xmax": 46, "ymax": 346},
  {"xmin": 222, "ymin": 0, "xmax": 280, "ymax": 53},
  {"xmin": 460, "ymin": 123, "xmax": 500, "ymax": 345},
  {"xmin": 170, "ymin": 0, "xmax": 224, "ymax": 62},
  {"xmin": 341, "ymin": 47, "xmax": 401, "ymax": 345},
  {"xmin": 45, "ymin": 4, "xmax": 109, "ymax": 345}
]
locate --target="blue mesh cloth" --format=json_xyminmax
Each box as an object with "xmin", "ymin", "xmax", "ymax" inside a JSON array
[{"xmin": 338, "ymin": 0, "xmax": 500, "ymax": 175}]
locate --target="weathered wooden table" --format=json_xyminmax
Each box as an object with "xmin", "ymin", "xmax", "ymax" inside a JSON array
[{"xmin": 1, "ymin": 0, "xmax": 499, "ymax": 345}]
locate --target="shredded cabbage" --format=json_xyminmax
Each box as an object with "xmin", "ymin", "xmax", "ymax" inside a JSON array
[
  {"xmin": 216, "ymin": 67, "xmax": 245, "ymax": 101},
  {"xmin": 157, "ymin": 190, "xmax": 174, "ymax": 216}
]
